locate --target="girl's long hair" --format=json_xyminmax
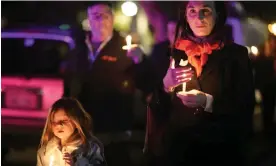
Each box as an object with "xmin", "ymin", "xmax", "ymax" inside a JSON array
[{"xmin": 39, "ymin": 97, "xmax": 93, "ymax": 148}]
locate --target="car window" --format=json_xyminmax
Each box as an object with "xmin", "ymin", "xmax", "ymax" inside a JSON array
[{"xmin": 2, "ymin": 38, "xmax": 70, "ymax": 78}]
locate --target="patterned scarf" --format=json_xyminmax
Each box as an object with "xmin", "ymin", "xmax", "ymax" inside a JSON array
[
  {"xmin": 174, "ymin": 28, "xmax": 231, "ymax": 77},
  {"xmin": 175, "ymin": 39, "xmax": 223, "ymax": 76}
]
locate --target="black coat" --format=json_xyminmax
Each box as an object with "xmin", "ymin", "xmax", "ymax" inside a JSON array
[
  {"xmin": 64, "ymin": 31, "xmax": 137, "ymax": 133},
  {"xmin": 146, "ymin": 42, "xmax": 255, "ymax": 165}
]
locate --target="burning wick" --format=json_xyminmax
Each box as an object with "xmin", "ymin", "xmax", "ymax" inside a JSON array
[
  {"xmin": 49, "ymin": 155, "xmax": 54, "ymax": 166},
  {"xmin": 122, "ymin": 35, "xmax": 138, "ymax": 51}
]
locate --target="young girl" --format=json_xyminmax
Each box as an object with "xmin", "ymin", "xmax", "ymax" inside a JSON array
[{"xmin": 37, "ymin": 98, "xmax": 106, "ymax": 166}]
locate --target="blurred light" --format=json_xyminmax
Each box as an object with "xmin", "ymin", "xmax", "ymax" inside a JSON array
[
  {"xmin": 268, "ymin": 23, "xmax": 276, "ymax": 35},
  {"xmin": 251, "ymin": 46, "xmax": 259, "ymax": 56},
  {"xmin": 24, "ymin": 38, "xmax": 35, "ymax": 47},
  {"xmin": 2, "ymin": 17, "xmax": 7, "ymax": 28},
  {"xmin": 123, "ymin": 80, "xmax": 129, "ymax": 87},
  {"xmin": 64, "ymin": 36, "xmax": 72, "ymax": 43},
  {"xmin": 121, "ymin": 1, "xmax": 138, "ymax": 16},
  {"xmin": 245, "ymin": 46, "xmax": 251, "ymax": 54},
  {"xmin": 136, "ymin": 8, "xmax": 154, "ymax": 54},
  {"xmin": 255, "ymin": 89, "xmax": 262, "ymax": 104},
  {"xmin": 82, "ymin": 18, "xmax": 91, "ymax": 31},
  {"xmin": 2, "ymin": 32, "xmax": 75, "ymax": 50},
  {"xmin": 59, "ymin": 24, "xmax": 70, "ymax": 30},
  {"xmin": 137, "ymin": 12, "xmax": 148, "ymax": 34},
  {"xmin": 114, "ymin": 10, "xmax": 132, "ymax": 32},
  {"xmin": 231, "ymin": 2, "xmax": 244, "ymax": 14},
  {"xmin": 268, "ymin": 24, "xmax": 272, "ymax": 33},
  {"xmin": 77, "ymin": 10, "xmax": 87, "ymax": 24},
  {"xmin": 243, "ymin": 17, "xmax": 267, "ymax": 47},
  {"xmin": 272, "ymin": 24, "xmax": 276, "ymax": 34}
]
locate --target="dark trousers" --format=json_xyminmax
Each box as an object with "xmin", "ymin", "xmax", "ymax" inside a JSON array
[
  {"xmin": 96, "ymin": 131, "xmax": 133, "ymax": 166},
  {"xmin": 144, "ymin": 152, "xmax": 166, "ymax": 166},
  {"xmin": 105, "ymin": 142, "xmax": 131, "ymax": 166},
  {"xmin": 145, "ymin": 143, "xmax": 244, "ymax": 166},
  {"xmin": 161, "ymin": 129, "xmax": 246, "ymax": 166},
  {"xmin": 165, "ymin": 142, "xmax": 244, "ymax": 166}
]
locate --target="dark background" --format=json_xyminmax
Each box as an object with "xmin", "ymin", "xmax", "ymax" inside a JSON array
[{"xmin": 2, "ymin": 1, "xmax": 276, "ymax": 28}]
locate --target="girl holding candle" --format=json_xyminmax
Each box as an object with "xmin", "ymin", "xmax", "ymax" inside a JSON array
[
  {"xmin": 145, "ymin": 1, "xmax": 255, "ymax": 166},
  {"xmin": 37, "ymin": 98, "xmax": 106, "ymax": 166}
]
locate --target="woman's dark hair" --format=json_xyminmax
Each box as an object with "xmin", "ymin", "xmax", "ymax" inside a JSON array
[{"xmin": 173, "ymin": 1, "xmax": 228, "ymax": 44}]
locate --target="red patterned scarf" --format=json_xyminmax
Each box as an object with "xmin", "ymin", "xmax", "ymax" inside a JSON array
[{"xmin": 175, "ymin": 39, "xmax": 224, "ymax": 77}]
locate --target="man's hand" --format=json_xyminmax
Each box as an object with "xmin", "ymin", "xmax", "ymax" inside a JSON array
[{"xmin": 127, "ymin": 46, "xmax": 144, "ymax": 64}]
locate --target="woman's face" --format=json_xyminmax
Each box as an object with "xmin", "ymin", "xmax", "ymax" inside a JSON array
[{"xmin": 186, "ymin": 1, "xmax": 216, "ymax": 37}]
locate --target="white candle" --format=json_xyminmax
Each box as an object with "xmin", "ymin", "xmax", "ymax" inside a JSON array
[
  {"xmin": 179, "ymin": 59, "xmax": 189, "ymax": 92},
  {"xmin": 49, "ymin": 155, "xmax": 54, "ymax": 166},
  {"xmin": 126, "ymin": 35, "xmax": 132, "ymax": 49},
  {"xmin": 182, "ymin": 82, "xmax": 186, "ymax": 92},
  {"xmin": 122, "ymin": 35, "xmax": 138, "ymax": 50}
]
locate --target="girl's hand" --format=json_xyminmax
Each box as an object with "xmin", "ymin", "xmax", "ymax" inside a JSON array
[{"xmin": 63, "ymin": 152, "xmax": 73, "ymax": 166}]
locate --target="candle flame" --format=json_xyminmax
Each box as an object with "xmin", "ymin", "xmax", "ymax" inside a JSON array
[{"xmin": 179, "ymin": 59, "xmax": 188, "ymax": 66}]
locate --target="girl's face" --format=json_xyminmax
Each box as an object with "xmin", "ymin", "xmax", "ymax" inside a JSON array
[
  {"xmin": 186, "ymin": 1, "xmax": 216, "ymax": 37},
  {"xmin": 51, "ymin": 109, "xmax": 76, "ymax": 142}
]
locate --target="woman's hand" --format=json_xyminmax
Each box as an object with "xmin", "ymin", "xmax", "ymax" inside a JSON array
[
  {"xmin": 63, "ymin": 152, "xmax": 73, "ymax": 166},
  {"xmin": 176, "ymin": 89, "xmax": 207, "ymax": 108},
  {"xmin": 163, "ymin": 58, "xmax": 193, "ymax": 92}
]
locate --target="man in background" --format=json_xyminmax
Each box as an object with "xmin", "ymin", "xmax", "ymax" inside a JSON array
[{"xmin": 64, "ymin": 2, "xmax": 144, "ymax": 166}]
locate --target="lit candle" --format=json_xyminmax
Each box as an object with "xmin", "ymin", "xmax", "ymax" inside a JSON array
[
  {"xmin": 126, "ymin": 35, "xmax": 131, "ymax": 49},
  {"xmin": 179, "ymin": 59, "xmax": 189, "ymax": 92},
  {"xmin": 182, "ymin": 81, "xmax": 186, "ymax": 92},
  {"xmin": 122, "ymin": 35, "xmax": 138, "ymax": 51},
  {"xmin": 49, "ymin": 155, "xmax": 54, "ymax": 166}
]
